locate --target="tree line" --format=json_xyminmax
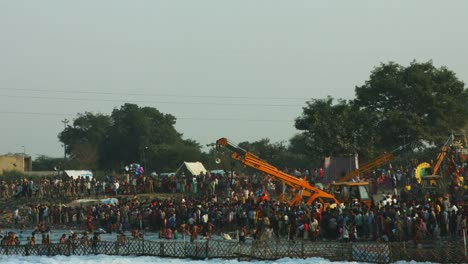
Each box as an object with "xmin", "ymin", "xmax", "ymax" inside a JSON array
[{"xmin": 32, "ymin": 61, "xmax": 468, "ymax": 173}]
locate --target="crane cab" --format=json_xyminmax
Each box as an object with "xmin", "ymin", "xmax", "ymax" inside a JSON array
[{"xmin": 330, "ymin": 182, "xmax": 372, "ymax": 209}]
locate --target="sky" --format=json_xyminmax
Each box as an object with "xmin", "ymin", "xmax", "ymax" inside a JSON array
[{"xmin": 1, "ymin": 1, "xmax": 467, "ymax": 159}]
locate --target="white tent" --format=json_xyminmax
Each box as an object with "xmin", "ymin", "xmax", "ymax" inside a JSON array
[
  {"xmin": 64, "ymin": 170, "xmax": 93, "ymax": 179},
  {"xmin": 175, "ymin": 161, "xmax": 207, "ymax": 177}
]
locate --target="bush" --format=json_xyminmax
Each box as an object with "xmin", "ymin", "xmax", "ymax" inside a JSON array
[{"xmin": 0, "ymin": 170, "xmax": 28, "ymax": 182}]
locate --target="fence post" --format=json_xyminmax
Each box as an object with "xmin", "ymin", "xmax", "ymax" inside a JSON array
[
  {"xmin": 205, "ymin": 240, "xmax": 209, "ymax": 258},
  {"xmin": 160, "ymin": 241, "xmax": 165, "ymax": 257},
  {"xmin": 251, "ymin": 240, "xmax": 255, "ymax": 259},
  {"xmin": 301, "ymin": 240, "xmax": 304, "ymax": 259},
  {"xmin": 115, "ymin": 241, "xmax": 119, "ymax": 255}
]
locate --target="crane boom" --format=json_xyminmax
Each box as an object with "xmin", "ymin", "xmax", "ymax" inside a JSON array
[
  {"xmin": 338, "ymin": 152, "xmax": 393, "ymax": 183},
  {"xmin": 216, "ymin": 137, "xmax": 339, "ymax": 206},
  {"xmin": 432, "ymin": 135, "xmax": 453, "ymax": 176}
]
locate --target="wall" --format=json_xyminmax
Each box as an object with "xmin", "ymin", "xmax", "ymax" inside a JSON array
[{"xmin": 0, "ymin": 154, "xmax": 32, "ymax": 173}]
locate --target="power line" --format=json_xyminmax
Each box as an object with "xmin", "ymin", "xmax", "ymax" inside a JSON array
[
  {"xmin": 0, "ymin": 110, "xmax": 293, "ymax": 123},
  {"xmin": 0, "ymin": 88, "xmax": 310, "ymax": 101},
  {"xmin": 0, "ymin": 94, "xmax": 302, "ymax": 107}
]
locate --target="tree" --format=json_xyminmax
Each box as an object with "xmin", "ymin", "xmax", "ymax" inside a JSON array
[
  {"xmin": 32, "ymin": 156, "xmax": 65, "ymax": 171},
  {"xmin": 67, "ymin": 143, "xmax": 99, "ymax": 170},
  {"xmin": 103, "ymin": 103, "xmax": 202, "ymax": 171},
  {"xmin": 354, "ymin": 61, "xmax": 468, "ymax": 149},
  {"xmin": 287, "ymin": 134, "xmax": 324, "ymax": 168},
  {"xmin": 294, "ymin": 97, "xmax": 379, "ymax": 159},
  {"xmin": 149, "ymin": 139, "xmax": 203, "ymax": 172},
  {"xmin": 58, "ymin": 112, "xmax": 112, "ymax": 169},
  {"xmin": 58, "ymin": 104, "xmax": 203, "ymax": 172}
]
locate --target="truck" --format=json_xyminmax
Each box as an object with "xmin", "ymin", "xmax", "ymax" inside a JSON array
[{"xmin": 329, "ymin": 152, "xmax": 394, "ymax": 208}]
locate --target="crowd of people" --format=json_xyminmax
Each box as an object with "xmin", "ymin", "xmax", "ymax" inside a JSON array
[{"xmin": 0, "ymin": 162, "xmax": 466, "ymax": 247}]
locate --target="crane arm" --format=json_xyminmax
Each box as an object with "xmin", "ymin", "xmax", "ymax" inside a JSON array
[
  {"xmin": 216, "ymin": 137, "xmax": 339, "ymax": 206},
  {"xmin": 432, "ymin": 135, "xmax": 453, "ymax": 176},
  {"xmin": 338, "ymin": 152, "xmax": 393, "ymax": 183}
]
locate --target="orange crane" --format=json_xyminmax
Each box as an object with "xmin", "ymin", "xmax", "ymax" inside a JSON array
[
  {"xmin": 328, "ymin": 154, "xmax": 391, "ymax": 209},
  {"xmin": 432, "ymin": 135, "xmax": 455, "ymax": 176},
  {"xmin": 216, "ymin": 137, "xmax": 340, "ymax": 207},
  {"xmin": 415, "ymin": 135, "xmax": 462, "ymax": 188},
  {"xmin": 337, "ymin": 152, "xmax": 393, "ymax": 183}
]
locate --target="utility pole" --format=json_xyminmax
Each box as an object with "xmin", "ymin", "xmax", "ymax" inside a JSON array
[{"xmin": 61, "ymin": 119, "xmax": 69, "ymax": 166}]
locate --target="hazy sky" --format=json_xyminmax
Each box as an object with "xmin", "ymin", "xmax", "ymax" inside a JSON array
[{"xmin": 1, "ymin": 1, "xmax": 467, "ymax": 158}]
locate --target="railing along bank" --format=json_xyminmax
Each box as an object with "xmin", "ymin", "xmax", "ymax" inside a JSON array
[{"xmin": 0, "ymin": 239, "xmax": 466, "ymax": 264}]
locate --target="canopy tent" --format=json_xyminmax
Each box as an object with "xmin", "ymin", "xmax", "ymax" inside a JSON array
[
  {"xmin": 175, "ymin": 161, "xmax": 207, "ymax": 178},
  {"xmin": 64, "ymin": 170, "xmax": 93, "ymax": 180}
]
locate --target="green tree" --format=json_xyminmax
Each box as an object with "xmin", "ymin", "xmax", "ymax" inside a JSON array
[
  {"xmin": 295, "ymin": 97, "xmax": 379, "ymax": 159},
  {"xmin": 103, "ymin": 103, "xmax": 202, "ymax": 171},
  {"xmin": 354, "ymin": 61, "xmax": 468, "ymax": 149},
  {"xmin": 32, "ymin": 155, "xmax": 65, "ymax": 171},
  {"xmin": 287, "ymin": 134, "xmax": 322, "ymax": 168},
  {"xmin": 149, "ymin": 139, "xmax": 203, "ymax": 173},
  {"xmin": 58, "ymin": 104, "xmax": 203, "ymax": 172},
  {"xmin": 58, "ymin": 112, "xmax": 112, "ymax": 169}
]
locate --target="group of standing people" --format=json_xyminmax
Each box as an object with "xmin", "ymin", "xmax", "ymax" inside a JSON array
[{"xmin": 0, "ymin": 161, "xmax": 466, "ymax": 247}]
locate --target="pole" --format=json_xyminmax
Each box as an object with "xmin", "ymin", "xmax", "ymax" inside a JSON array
[
  {"xmin": 61, "ymin": 119, "xmax": 69, "ymax": 159},
  {"xmin": 21, "ymin": 146, "xmax": 26, "ymax": 171},
  {"xmin": 464, "ymin": 228, "xmax": 467, "ymax": 257},
  {"xmin": 61, "ymin": 119, "xmax": 69, "ymax": 169}
]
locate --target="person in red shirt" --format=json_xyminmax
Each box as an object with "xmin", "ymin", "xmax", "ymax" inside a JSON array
[
  {"xmin": 59, "ymin": 233, "xmax": 66, "ymax": 244},
  {"xmin": 86, "ymin": 216, "xmax": 94, "ymax": 233}
]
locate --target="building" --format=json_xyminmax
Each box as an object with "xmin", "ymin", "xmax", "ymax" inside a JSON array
[{"xmin": 0, "ymin": 153, "xmax": 32, "ymax": 173}]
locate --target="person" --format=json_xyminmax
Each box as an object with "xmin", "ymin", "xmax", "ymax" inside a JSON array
[
  {"xmin": 29, "ymin": 235, "xmax": 36, "ymax": 246},
  {"xmin": 118, "ymin": 234, "xmax": 126, "ymax": 246},
  {"xmin": 93, "ymin": 232, "xmax": 101, "ymax": 241},
  {"xmin": 191, "ymin": 224, "xmax": 199, "ymax": 242},
  {"xmin": 60, "ymin": 233, "xmax": 67, "ymax": 244},
  {"xmin": 132, "ymin": 227, "xmax": 139, "ymax": 239},
  {"xmin": 42, "ymin": 234, "xmax": 50, "ymax": 245},
  {"xmin": 87, "ymin": 215, "xmax": 94, "ymax": 233},
  {"xmin": 81, "ymin": 232, "xmax": 89, "ymax": 246},
  {"xmin": 92, "ymin": 232, "xmax": 101, "ymax": 248},
  {"xmin": 239, "ymin": 225, "xmax": 247, "ymax": 243},
  {"xmin": 180, "ymin": 221, "xmax": 190, "ymax": 240}
]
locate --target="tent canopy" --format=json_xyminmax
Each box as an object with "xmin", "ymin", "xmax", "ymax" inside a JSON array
[
  {"xmin": 64, "ymin": 170, "xmax": 93, "ymax": 179},
  {"xmin": 175, "ymin": 162, "xmax": 207, "ymax": 177}
]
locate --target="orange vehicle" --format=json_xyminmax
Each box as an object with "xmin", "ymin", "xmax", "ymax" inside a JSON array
[
  {"xmin": 329, "ymin": 182, "xmax": 373, "ymax": 208},
  {"xmin": 415, "ymin": 135, "xmax": 463, "ymax": 190},
  {"xmin": 329, "ymin": 152, "xmax": 394, "ymax": 208},
  {"xmin": 215, "ymin": 137, "xmax": 340, "ymax": 208}
]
